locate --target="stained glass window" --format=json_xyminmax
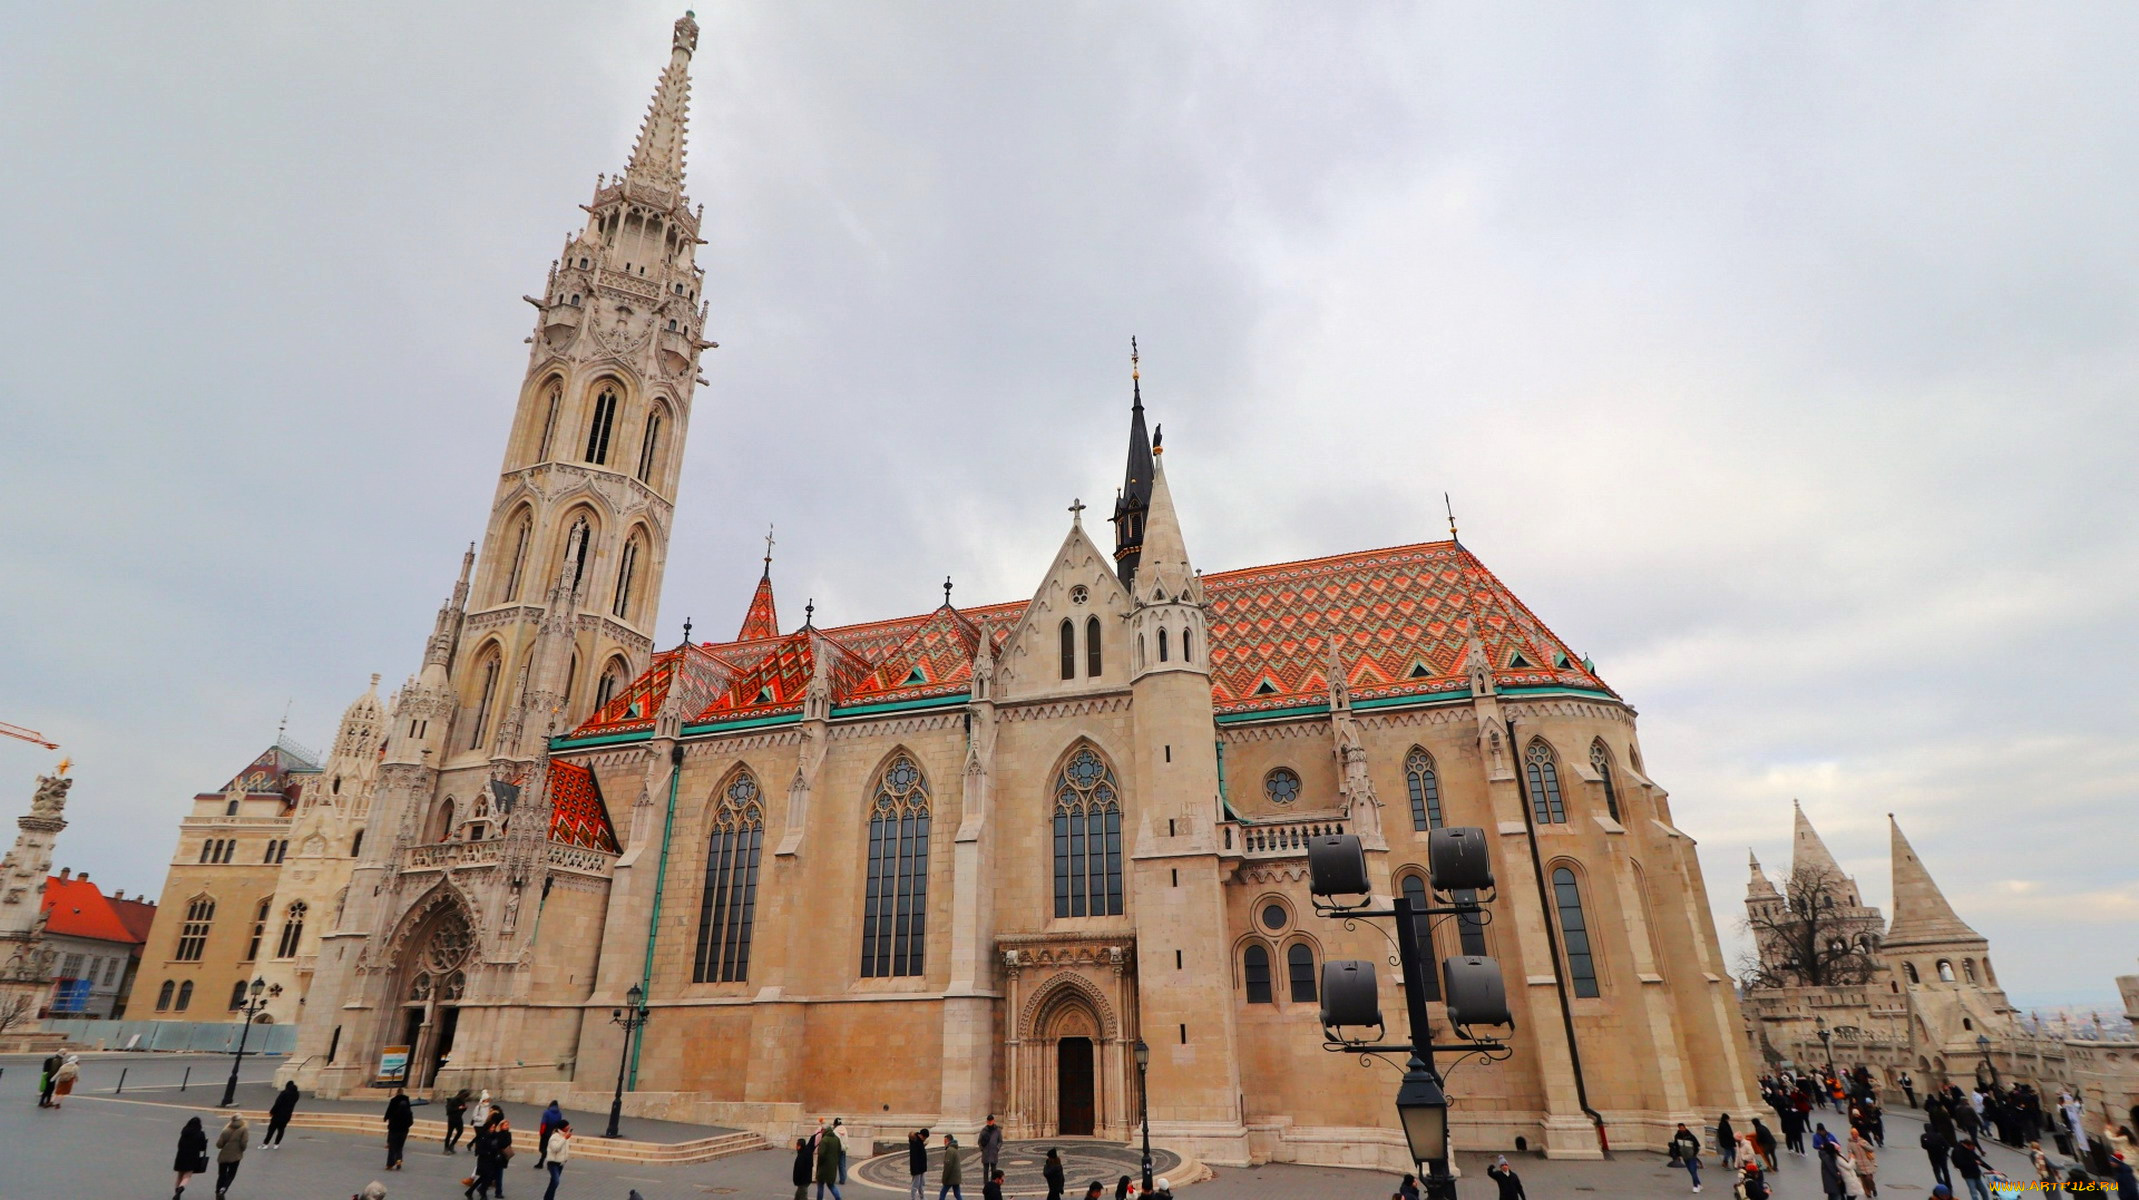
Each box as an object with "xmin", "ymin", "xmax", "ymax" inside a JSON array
[
  {"xmin": 1551, "ymin": 867, "xmax": 1599, "ymax": 997},
  {"xmin": 1525, "ymin": 741, "xmax": 1567, "ymax": 824},
  {"xmin": 1265, "ymin": 768, "xmax": 1302, "ymax": 806},
  {"xmin": 861, "ymin": 754, "xmax": 931, "ymax": 978},
  {"xmin": 584, "ymin": 387, "xmax": 617, "ymax": 464},
  {"xmin": 694, "ymin": 770, "xmax": 765, "ymax": 983},
  {"xmin": 1405, "ymin": 747, "xmax": 1442, "ymax": 831},
  {"xmin": 1590, "ymin": 740, "xmax": 1621, "ymax": 822},
  {"xmin": 276, "ymin": 902, "xmax": 307, "ymax": 959},
  {"xmin": 1052, "ymin": 747, "xmax": 1123, "ymax": 918}
]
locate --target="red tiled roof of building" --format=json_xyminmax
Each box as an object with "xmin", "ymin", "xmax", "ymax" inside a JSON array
[
  {"xmin": 41, "ymin": 875, "xmax": 146, "ymax": 945},
  {"xmin": 546, "ymin": 761, "xmax": 621, "ymax": 853},
  {"xmin": 108, "ymin": 895, "xmax": 159, "ymax": 943},
  {"xmin": 570, "ymin": 538, "xmax": 1610, "ymax": 738}
]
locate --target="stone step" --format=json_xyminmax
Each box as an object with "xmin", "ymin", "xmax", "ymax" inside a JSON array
[{"xmin": 256, "ymin": 1111, "xmax": 766, "ymax": 1164}]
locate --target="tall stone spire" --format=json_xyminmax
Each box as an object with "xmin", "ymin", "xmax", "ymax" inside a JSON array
[
  {"xmin": 624, "ymin": 11, "xmax": 700, "ymax": 192},
  {"xmin": 423, "ymin": 544, "xmax": 476, "ymax": 670},
  {"xmin": 1110, "ymin": 338, "xmax": 1155, "ymax": 589},
  {"xmin": 1747, "ymin": 849, "xmax": 1780, "ymax": 898},
  {"xmin": 1884, "ymin": 815, "xmax": 1982, "ymax": 948},
  {"xmin": 1789, "ymin": 799, "xmax": 1850, "ymax": 889},
  {"xmin": 738, "ymin": 529, "xmax": 779, "ymax": 640},
  {"xmin": 1135, "ymin": 452, "xmax": 1198, "ymax": 603}
]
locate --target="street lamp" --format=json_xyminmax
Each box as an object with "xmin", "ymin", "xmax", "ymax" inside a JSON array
[
  {"xmin": 1816, "ymin": 1015, "xmax": 1834, "ymax": 1081},
  {"xmin": 219, "ymin": 978, "xmax": 269, "ymax": 1107},
  {"xmin": 1395, "ymin": 1060, "xmax": 1451, "ymax": 1183},
  {"xmin": 604, "ymin": 983, "xmax": 650, "ymax": 1139},
  {"xmin": 1133, "ymin": 1038, "xmax": 1153, "ymax": 1195},
  {"xmin": 1976, "ymin": 1034, "xmax": 1997, "ymax": 1087}
]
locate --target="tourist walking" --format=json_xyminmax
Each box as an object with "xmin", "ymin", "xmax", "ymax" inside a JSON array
[
  {"xmin": 985, "ymin": 1169, "xmax": 1006, "ymax": 1200},
  {"xmin": 1396, "ymin": 1172, "xmax": 1420, "ymax": 1200},
  {"xmin": 2029, "ymin": 1139, "xmax": 2058, "ymax": 1185},
  {"xmin": 468, "ymin": 1111, "xmax": 512, "ymax": 1200},
  {"xmin": 213, "ymin": 1113, "xmax": 249, "ymax": 1200},
  {"xmin": 1670, "ymin": 1122, "xmax": 1704, "ymax": 1193},
  {"xmin": 1043, "ymin": 1149, "xmax": 1066, "ymax": 1200},
  {"xmin": 384, "ymin": 1089, "xmax": 414, "ymax": 1170},
  {"xmin": 173, "ymin": 1115, "xmax": 210, "ymax": 1199},
  {"xmin": 815, "ymin": 1117, "xmax": 845, "ymax": 1200},
  {"xmin": 36, "ymin": 1051, "xmax": 62, "ymax": 1107},
  {"xmin": 938, "ymin": 1133, "xmax": 964, "ymax": 1200},
  {"xmin": 49, "ymin": 1053, "xmax": 79, "ymax": 1107},
  {"xmin": 445, "ymin": 1088, "xmax": 471, "ymax": 1154},
  {"xmin": 1848, "ymin": 1125, "xmax": 1879, "ymax": 1197},
  {"xmin": 1486, "ymin": 1154, "xmax": 1526, "ymax": 1198},
  {"xmin": 1948, "ymin": 1139, "xmax": 1990, "ymax": 1200},
  {"xmin": 1717, "ymin": 1113, "xmax": 1736, "ymax": 1167},
  {"xmin": 540, "ymin": 1120, "xmax": 571, "ymax": 1200},
  {"xmin": 980, "ymin": 1114, "xmax": 1003, "ymax": 1176},
  {"xmin": 907, "ymin": 1127, "xmax": 932, "ymax": 1200},
  {"xmin": 1921, "ymin": 1126, "xmax": 1950, "ymax": 1189},
  {"xmin": 264, "ymin": 1081, "xmax": 300, "ymax": 1148},
  {"xmin": 535, "ymin": 1100, "xmax": 564, "ymax": 1168},
  {"xmin": 470, "ymin": 1089, "xmax": 495, "ymax": 1131},
  {"xmin": 1752, "ymin": 1118, "xmax": 1779, "ymax": 1171},
  {"xmin": 793, "ymin": 1139, "xmax": 815, "ymax": 1200},
  {"xmin": 1900, "ymin": 1072, "xmax": 1916, "ymax": 1109}
]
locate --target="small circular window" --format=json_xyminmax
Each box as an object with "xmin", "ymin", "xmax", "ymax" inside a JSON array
[
  {"xmin": 1260, "ymin": 903, "xmax": 1287, "ymax": 931},
  {"xmin": 1070, "ymin": 585, "xmax": 1089, "ymax": 605},
  {"xmin": 1265, "ymin": 768, "xmax": 1302, "ymax": 806}
]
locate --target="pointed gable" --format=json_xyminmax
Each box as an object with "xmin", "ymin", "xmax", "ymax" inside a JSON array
[
  {"xmin": 1884, "ymin": 817, "xmax": 1983, "ymax": 949},
  {"xmin": 573, "ymin": 642, "xmax": 741, "ymax": 736},
  {"xmin": 857, "ymin": 605, "xmax": 986, "ymax": 703},
  {"xmin": 738, "ymin": 573, "xmax": 779, "ymax": 641},
  {"xmin": 698, "ymin": 628, "xmax": 875, "ymax": 720},
  {"xmin": 546, "ymin": 761, "xmax": 620, "ymax": 853}
]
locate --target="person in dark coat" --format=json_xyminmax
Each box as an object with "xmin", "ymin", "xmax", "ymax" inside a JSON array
[
  {"xmin": 938, "ymin": 1134, "xmax": 964, "ymax": 1200},
  {"xmin": 469, "ymin": 1111, "xmax": 512, "ymax": 1200},
  {"xmin": 815, "ymin": 1119, "xmax": 845, "ymax": 1200},
  {"xmin": 213, "ymin": 1114, "xmax": 249, "ymax": 1200},
  {"xmin": 906, "ymin": 1128, "xmax": 933, "ymax": 1200},
  {"xmin": 1718, "ymin": 1113, "xmax": 1736, "ymax": 1167},
  {"xmin": 1043, "ymin": 1149, "xmax": 1066, "ymax": 1200},
  {"xmin": 264, "ymin": 1082, "xmax": 300, "ymax": 1148},
  {"xmin": 1486, "ymin": 1155, "xmax": 1526, "ymax": 1199},
  {"xmin": 384, "ymin": 1090, "xmax": 414, "ymax": 1170},
  {"xmin": 534, "ymin": 1100, "xmax": 563, "ymax": 1168},
  {"xmin": 984, "ymin": 1169, "xmax": 1006, "ymax": 1200},
  {"xmin": 793, "ymin": 1138, "xmax": 815, "ymax": 1200},
  {"xmin": 445, "ymin": 1088, "xmax": 471, "ymax": 1155},
  {"xmin": 38, "ymin": 1052, "xmax": 62, "ymax": 1107},
  {"xmin": 1752, "ymin": 1118, "xmax": 1779, "ymax": 1171},
  {"xmin": 1670, "ymin": 1123, "xmax": 1703, "ymax": 1193},
  {"xmin": 1922, "ymin": 1126, "xmax": 1951, "ymax": 1189},
  {"xmin": 980, "ymin": 1115, "xmax": 1003, "ymax": 1177},
  {"xmin": 174, "ymin": 1116, "xmax": 210, "ymax": 1199},
  {"xmin": 1949, "ymin": 1138, "xmax": 1990, "ymax": 1200}
]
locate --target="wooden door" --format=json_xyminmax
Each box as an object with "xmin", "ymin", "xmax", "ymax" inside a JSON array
[{"xmin": 1057, "ymin": 1037, "xmax": 1095, "ymax": 1135}]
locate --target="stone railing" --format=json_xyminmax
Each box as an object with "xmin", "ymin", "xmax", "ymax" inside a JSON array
[
  {"xmin": 402, "ymin": 840, "xmax": 503, "ymax": 870},
  {"xmin": 1237, "ymin": 818, "xmax": 1347, "ymax": 858},
  {"xmin": 547, "ymin": 842, "xmax": 617, "ymax": 875}
]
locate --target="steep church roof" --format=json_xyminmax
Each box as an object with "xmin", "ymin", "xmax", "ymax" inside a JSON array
[
  {"xmin": 1884, "ymin": 815, "xmax": 1984, "ymax": 949},
  {"xmin": 203, "ymin": 742, "xmax": 320, "ymax": 804},
  {"xmin": 545, "ymin": 761, "xmax": 620, "ymax": 853},
  {"xmin": 738, "ymin": 569, "xmax": 779, "ymax": 641}
]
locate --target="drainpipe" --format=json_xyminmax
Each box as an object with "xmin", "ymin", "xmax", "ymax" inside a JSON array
[
  {"xmin": 629, "ymin": 743, "xmax": 684, "ymax": 1089},
  {"xmin": 1509, "ymin": 718, "xmax": 1609, "ymax": 1155}
]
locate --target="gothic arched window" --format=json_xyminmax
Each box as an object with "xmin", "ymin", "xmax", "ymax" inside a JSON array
[
  {"xmin": 612, "ymin": 534, "xmax": 641, "ymax": 620},
  {"xmin": 244, "ymin": 898, "xmax": 270, "ymax": 962},
  {"xmin": 228, "ymin": 980, "xmax": 248, "ymax": 1010},
  {"xmin": 594, "ymin": 658, "xmax": 627, "ymax": 713},
  {"xmin": 1590, "ymin": 739, "xmax": 1622, "ymax": 822},
  {"xmin": 500, "ymin": 511, "xmax": 533, "ymax": 603},
  {"xmin": 1905, "ymin": 961, "xmax": 1920, "ymax": 984},
  {"xmin": 429, "ymin": 797, "xmax": 456, "ymax": 844},
  {"xmin": 535, "ymin": 382, "xmax": 561, "ymax": 461},
  {"xmin": 1551, "ymin": 866, "xmax": 1600, "ymax": 997},
  {"xmin": 1397, "ymin": 873, "xmax": 1443, "ymax": 1000},
  {"xmin": 275, "ymin": 902, "xmax": 308, "ymax": 959},
  {"xmin": 1052, "ymin": 746, "xmax": 1123, "ymax": 918},
  {"xmin": 175, "ymin": 980, "xmax": 193, "ymax": 1011},
  {"xmin": 469, "ymin": 650, "xmax": 502, "ymax": 750},
  {"xmin": 860, "ymin": 754, "xmax": 931, "ymax": 978},
  {"xmin": 176, "ymin": 898, "xmax": 215, "ymax": 963},
  {"xmin": 1963, "ymin": 958, "xmax": 1977, "ymax": 984},
  {"xmin": 1059, "ymin": 620, "xmax": 1075, "ymax": 680},
  {"xmin": 1937, "ymin": 959, "xmax": 1955, "ymax": 983},
  {"xmin": 1525, "ymin": 740, "xmax": 1568, "ymax": 824},
  {"xmin": 1182, "ymin": 627, "xmax": 1193, "ymax": 663},
  {"xmin": 584, "ymin": 386, "xmax": 618, "ymax": 464},
  {"xmin": 694, "ymin": 771, "xmax": 765, "ymax": 983},
  {"xmin": 1405, "ymin": 747, "xmax": 1443, "ymax": 832},
  {"xmin": 1085, "ymin": 616, "xmax": 1102, "ymax": 677},
  {"xmin": 563, "ymin": 517, "xmax": 593, "ymax": 590},
  {"xmin": 636, "ymin": 406, "xmax": 666, "ymax": 483},
  {"xmin": 156, "ymin": 980, "xmax": 175, "ymax": 1011},
  {"xmin": 1242, "ymin": 943, "xmax": 1273, "ymax": 1003},
  {"xmin": 1158, "ymin": 626, "xmax": 1170, "ymax": 662},
  {"xmin": 1287, "ymin": 943, "xmax": 1318, "ymax": 1002}
]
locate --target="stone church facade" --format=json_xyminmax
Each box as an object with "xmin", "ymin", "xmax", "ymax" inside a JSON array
[{"xmin": 280, "ymin": 12, "xmax": 1765, "ymax": 1168}]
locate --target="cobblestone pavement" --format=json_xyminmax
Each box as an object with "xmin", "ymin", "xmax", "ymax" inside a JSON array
[{"xmin": 854, "ymin": 1138, "xmax": 1183, "ymax": 1195}]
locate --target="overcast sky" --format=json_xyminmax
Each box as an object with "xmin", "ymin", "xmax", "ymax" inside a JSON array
[{"xmin": 3, "ymin": 2, "xmax": 2134, "ymax": 1009}]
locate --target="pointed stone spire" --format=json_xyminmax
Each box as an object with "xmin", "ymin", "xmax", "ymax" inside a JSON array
[
  {"xmin": 423, "ymin": 545, "xmax": 477, "ymax": 670},
  {"xmin": 623, "ymin": 11, "xmax": 699, "ymax": 193},
  {"xmin": 1747, "ymin": 849, "xmax": 1780, "ymax": 898},
  {"xmin": 1135, "ymin": 453, "xmax": 1197, "ymax": 602},
  {"xmin": 1789, "ymin": 799, "xmax": 1850, "ymax": 887},
  {"xmin": 738, "ymin": 529, "xmax": 779, "ymax": 640},
  {"xmin": 1884, "ymin": 815, "xmax": 1982, "ymax": 949},
  {"xmin": 1111, "ymin": 338, "xmax": 1155, "ymax": 589}
]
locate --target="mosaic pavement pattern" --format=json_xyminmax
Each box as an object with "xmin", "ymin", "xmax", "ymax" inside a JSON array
[{"xmin": 855, "ymin": 1138, "xmax": 1183, "ymax": 1195}]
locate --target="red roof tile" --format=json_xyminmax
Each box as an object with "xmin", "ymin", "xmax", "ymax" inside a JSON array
[
  {"xmin": 41, "ymin": 876, "xmax": 145, "ymax": 945},
  {"xmin": 546, "ymin": 761, "xmax": 620, "ymax": 853}
]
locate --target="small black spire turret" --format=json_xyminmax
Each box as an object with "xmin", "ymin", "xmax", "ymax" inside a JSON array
[{"xmin": 1110, "ymin": 337, "xmax": 1155, "ymax": 589}]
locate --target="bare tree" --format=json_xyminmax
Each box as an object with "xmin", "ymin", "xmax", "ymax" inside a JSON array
[
  {"xmin": 1739, "ymin": 863, "xmax": 1881, "ymax": 990},
  {"xmin": 0, "ymin": 991, "xmax": 36, "ymax": 1037}
]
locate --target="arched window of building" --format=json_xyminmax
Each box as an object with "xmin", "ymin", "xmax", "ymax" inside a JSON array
[
  {"xmin": 244, "ymin": 898, "xmax": 270, "ymax": 961},
  {"xmin": 1525, "ymin": 740, "xmax": 1568, "ymax": 824},
  {"xmin": 535, "ymin": 381, "xmax": 562, "ymax": 461},
  {"xmin": 1287, "ymin": 943, "xmax": 1318, "ymax": 1003},
  {"xmin": 612, "ymin": 533, "xmax": 641, "ymax": 619},
  {"xmin": 156, "ymin": 980, "xmax": 175, "ymax": 1011},
  {"xmin": 1086, "ymin": 616, "xmax": 1102, "ymax": 677},
  {"xmin": 636, "ymin": 406, "xmax": 665, "ymax": 483},
  {"xmin": 1590, "ymin": 739, "xmax": 1622, "ymax": 822},
  {"xmin": 1905, "ymin": 961, "xmax": 1920, "ymax": 984},
  {"xmin": 500, "ymin": 510, "xmax": 533, "ymax": 603},
  {"xmin": 228, "ymin": 980, "xmax": 249, "ymax": 1010},
  {"xmin": 1058, "ymin": 620, "xmax": 1075, "ymax": 680},
  {"xmin": 1397, "ymin": 873, "xmax": 1443, "ymax": 1000},
  {"xmin": 176, "ymin": 897, "xmax": 215, "ymax": 962},
  {"xmin": 1963, "ymin": 958, "xmax": 1977, "ymax": 984},
  {"xmin": 1983, "ymin": 959, "xmax": 1996, "ymax": 985},
  {"xmin": 1052, "ymin": 746, "xmax": 1124, "ymax": 918},
  {"xmin": 1550, "ymin": 866, "xmax": 1600, "ymax": 997},
  {"xmin": 1182, "ymin": 627, "xmax": 1193, "ymax": 663},
  {"xmin": 275, "ymin": 902, "xmax": 307, "ymax": 959},
  {"xmin": 469, "ymin": 650, "xmax": 501, "ymax": 750},
  {"xmin": 429, "ymin": 797, "xmax": 456, "ymax": 843},
  {"xmin": 694, "ymin": 770, "xmax": 765, "ymax": 983},
  {"xmin": 594, "ymin": 658, "xmax": 628, "ymax": 714},
  {"xmin": 1136, "ymin": 633, "xmax": 1145, "ymax": 670},
  {"xmin": 1405, "ymin": 747, "xmax": 1443, "ymax": 831},
  {"xmin": 860, "ymin": 753, "xmax": 931, "ymax": 978},
  {"xmin": 1243, "ymin": 943, "xmax": 1273, "ymax": 1004},
  {"xmin": 584, "ymin": 386, "xmax": 618, "ymax": 464},
  {"xmin": 175, "ymin": 980, "xmax": 193, "ymax": 1011},
  {"xmin": 1158, "ymin": 626, "xmax": 1170, "ymax": 662},
  {"xmin": 1264, "ymin": 768, "xmax": 1302, "ymax": 806},
  {"xmin": 561, "ymin": 516, "xmax": 593, "ymax": 590},
  {"xmin": 1937, "ymin": 959, "xmax": 1955, "ymax": 983},
  {"xmin": 350, "ymin": 830, "xmax": 363, "ymax": 858}
]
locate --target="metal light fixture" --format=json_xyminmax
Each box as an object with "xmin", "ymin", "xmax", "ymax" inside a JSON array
[
  {"xmin": 1133, "ymin": 1038, "xmax": 1153, "ymax": 1194},
  {"xmin": 606, "ymin": 983, "xmax": 653, "ymax": 1138},
  {"xmin": 248, "ymin": 977, "xmax": 266, "ymax": 999},
  {"xmin": 1394, "ymin": 1059, "xmax": 1450, "ymax": 1169}
]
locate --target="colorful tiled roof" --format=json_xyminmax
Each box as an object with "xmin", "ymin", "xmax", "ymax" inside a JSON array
[
  {"xmin": 737, "ymin": 572, "xmax": 779, "ymax": 641},
  {"xmin": 203, "ymin": 743, "xmax": 320, "ymax": 803},
  {"xmin": 569, "ymin": 538, "xmax": 1610, "ymax": 738},
  {"xmin": 41, "ymin": 875, "xmax": 146, "ymax": 945},
  {"xmin": 546, "ymin": 761, "xmax": 621, "ymax": 853}
]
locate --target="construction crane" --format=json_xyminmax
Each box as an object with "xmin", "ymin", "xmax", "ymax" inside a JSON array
[{"xmin": 1, "ymin": 722, "xmax": 59, "ymax": 750}]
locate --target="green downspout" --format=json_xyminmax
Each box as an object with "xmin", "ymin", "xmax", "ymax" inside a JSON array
[{"xmin": 628, "ymin": 744, "xmax": 683, "ymax": 1089}]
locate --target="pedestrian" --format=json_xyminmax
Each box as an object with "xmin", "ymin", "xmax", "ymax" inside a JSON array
[
  {"xmin": 1717, "ymin": 1113, "xmax": 1736, "ymax": 1167},
  {"xmin": 793, "ymin": 1139, "xmax": 815, "ymax": 1200},
  {"xmin": 50, "ymin": 1054, "xmax": 80, "ymax": 1107},
  {"xmin": 265, "ymin": 1081, "xmax": 300, "ymax": 1149},
  {"xmin": 445, "ymin": 1088, "xmax": 471, "ymax": 1155},
  {"xmin": 815, "ymin": 1117, "xmax": 845, "ymax": 1200},
  {"xmin": 1949, "ymin": 1139, "xmax": 1991, "ymax": 1200},
  {"xmin": 908, "ymin": 1128, "xmax": 932, "ymax": 1200},
  {"xmin": 1396, "ymin": 1173, "xmax": 1420, "ymax": 1200},
  {"xmin": 981, "ymin": 1114, "xmax": 1003, "ymax": 1175},
  {"xmin": 1670, "ymin": 1122, "xmax": 1703, "ymax": 1193},
  {"xmin": 1082, "ymin": 1181, "xmax": 1103, "ymax": 1200},
  {"xmin": 1149, "ymin": 1178, "xmax": 1173, "ymax": 1200},
  {"xmin": 384, "ymin": 1089, "xmax": 414, "ymax": 1170},
  {"xmin": 1486, "ymin": 1154, "xmax": 1526, "ymax": 1199},
  {"xmin": 836, "ymin": 1118, "xmax": 851, "ymax": 1185},
  {"xmin": 541, "ymin": 1120, "xmax": 571, "ymax": 1200},
  {"xmin": 1738, "ymin": 1160, "xmax": 1770, "ymax": 1200},
  {"xmin": 37, "ymin": 1051, "xmax": 61, "ymax": 1107},
  {"xmin": 939, "ymin": 1133, "xmax": 964, "ymax": 1200},
  {"xmin": 1901, "ymin": 1072, "xmax": 1916, "ymax": 1109},
  {"xmin": 174, "ymin": 1115, "xmax": 211, "ymax": 1199},
  {"xmin": 1752, "ymin": 1118, "xmax": 1779, "ymax": 1171},
  {"xmin": 1848, "ymin": 1125, "xmax": 1878, "ymax": 1197},
  {"xmin": 535, "ymin": 1099, "xmax": 563, "ymax": 1168},
  {"xmin": 1921, "ymin": 1126, "xmax": 1950, "ymax": 1188},
  {"xmin": 470, "ymin": 1089, "xmax": 495, "ymax": 1131},
  {"xmin": 2029, "ymin": 1139, "xmax": 2058, "ymax": 1185},
  {"xmin": 1043, "ymin": 1149, "xmax": 1066, "ymax": 1200},
  {"xmin": 984, "ymin": 1169, "xmax": 1006, "ymax": 1200},
  {"xmin": 468, "ymin": 1111, "xmax": 511, "ymax": 1200},
  {"xmin": 1115, "ymin": 1175, "xmax": 1133, "ymax": 1200},
  {"xmin": 213, "ymin": 1113, "xmax": 249, "ymax": 1200},
  {"xmin": 2109, "ymin": 1150, "xmax": 2137, "ymax": 1197}
]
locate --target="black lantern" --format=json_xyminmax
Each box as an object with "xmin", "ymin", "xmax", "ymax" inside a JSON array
[{"xmin": 1394, "ymin": 1060, "xmax": 1450, "ymax": 1170}]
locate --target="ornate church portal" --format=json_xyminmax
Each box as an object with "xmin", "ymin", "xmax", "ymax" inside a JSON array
[
  {"xmin": 1001, "ymin": 934, "xmax": 1138, "ymax": 1140},
  {"xmin": 394, "ymin": 898, "xmax": 474, "ymax": 1090}
]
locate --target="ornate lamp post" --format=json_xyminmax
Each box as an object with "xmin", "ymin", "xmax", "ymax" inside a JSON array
[
  {"xmin": 604, "ymin": 983, "xmax": 650, "ymax": 1139},
  {"xmin": 219, "ymin": 978, "xmax": 270, "ymax": 1106},
  {"xmin": 1133, "ymin": 1038, "xmax": 1153, "ymax": 1194},
  {"xmin": 1976, "ymin": 1034, "xmax": 1998, "ymax": 1087},
  {"xmin": 1816, "ymin": 1015, "xmax": 1834, "ymax": 1081}
]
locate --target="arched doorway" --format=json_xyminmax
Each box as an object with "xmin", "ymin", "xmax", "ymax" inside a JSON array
[
  {"xmin": 1058, "ymin": 1037, "xmax": 1095, "ymax": 1135},
  {"xmin": 394, "ymin": 901, "xmax": 474, "ymax": 1091}
]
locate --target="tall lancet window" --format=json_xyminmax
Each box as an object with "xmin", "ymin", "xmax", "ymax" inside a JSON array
[
  {"xmin": 1525, "ymin": 740, "xmax": 1567, "ymax": 824},
  {"xmin": 535, "ymin": 383, "xmax": 561, "ymax": 461},
  {"xmin": 636, "ymin": 409, "xmax": 664, "ymax": 483},
  {"xmin": 584, "ymin": 387, "xmax": 618, "ymax": 464},
  {"xmin": 1086, "ymin": 616, "xmax": 1103, "ymax": 677},
  {"xmin": 594, "ymin": 658, "xmax": 626, "ymax": 713},
  {"xmin": 500, "ymin": 512, "xmax": 532, "ymax": 603},
  {"xmin": 275, "ymin": 902, "xmax": 307, "ymax": 959},
  {"xmin": 612, "ymin": 535, "xmax": 641, "ymax": 619},
  {"xmin": 1059, "ymin": 620, "xmax": 1076, "ymax": 680},
  {"xmin": 1405, "ymin": 747, "xmax": 1443, "ymax": 832},
  {"xmin": 1590, "ymin": 740, "xmax": 1622, "ymax": 822},
  {"xmin": 860, "ymin": 754, "xmax": 931, "ymax": 978},
  {"xmin": 469, "ymin": 651, "xmax": 501, "ymax": 750},
  {"xmin": 1052, "ymin": 746, "xmax": 1124, "ymax": 918},
  {"xmin": 564, "ymin": 518, "xmax": 592, "ymax": 590},
  {"xmin": 1551, "ymin": 866, "xmax": 1600, "ymax": 997},
  {"xmin": 693, "ymin": 771, "xmax": 765, "ymax": 983}
]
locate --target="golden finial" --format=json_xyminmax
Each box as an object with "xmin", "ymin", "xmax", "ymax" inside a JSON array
[
  {"xmin": 56, "ymin": 757, "xmax": 72, "ymax": 776},
  {"xmin": 1130, "ymin": 336, "xmax": 1139, "ymax": 382}
]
